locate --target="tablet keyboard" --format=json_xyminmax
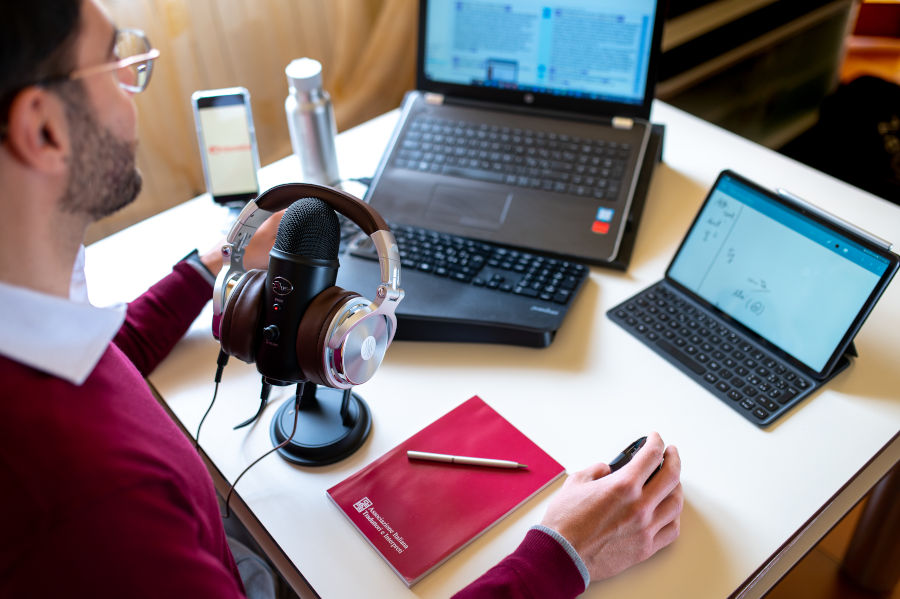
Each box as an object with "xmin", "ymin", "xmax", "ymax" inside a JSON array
[{"xmin": 608, "ymin": 282, "xmax": 826, "ymax": 426}]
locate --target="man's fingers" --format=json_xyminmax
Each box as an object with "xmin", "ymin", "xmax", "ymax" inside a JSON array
[
  {"xmin": 575, "ymin": 461, "xmax": 612, "ymax": 482},
  {"xmin": 643, "ymin": 443, "xmax": 681, "ymax": 500},
  {"xmin": 653, "ymin": 514, "xmax": 682, "ymax": 552},
  {"xmin": 620, "ymin": 432, "xmax": 665, "ymax": 483},
  {"xmin": 652, "ymin": 482, "xmax": 684, "ymax": 532}
]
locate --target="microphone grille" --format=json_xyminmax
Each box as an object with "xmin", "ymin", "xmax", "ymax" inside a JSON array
[{"xmin": 273, "ymin": 197, "xmax": 341, "ymax": 259}]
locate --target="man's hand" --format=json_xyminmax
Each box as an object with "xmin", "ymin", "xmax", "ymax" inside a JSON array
[
  {"xmin": 539, "ymin": 432, "xmax": 683, "ymax": 581},
  {"xmin": 199, "ymin": 209, "xmax": 286, "ymax": 276}
]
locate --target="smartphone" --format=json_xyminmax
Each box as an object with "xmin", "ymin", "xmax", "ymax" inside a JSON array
[{"xmin": 191, "ymin": 87, "xmax": 261, "ymax": 205}]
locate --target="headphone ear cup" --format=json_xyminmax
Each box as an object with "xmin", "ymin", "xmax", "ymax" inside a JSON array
[
  {"xmin": 296, "ymin": 286, "xmax": 362, "ymax": 386},
  {"xmin": 219, "ymin": 269, "xmax": 267, "ymax": 363}
]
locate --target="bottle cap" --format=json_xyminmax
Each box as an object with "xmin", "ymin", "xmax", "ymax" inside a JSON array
[{"xmin": 285, "ymin": 58, "xmax": 323, "ymax": 92}]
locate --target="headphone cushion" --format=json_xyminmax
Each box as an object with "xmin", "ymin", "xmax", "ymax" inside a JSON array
[
  {"xmin": 220, "ymin": 269, "xmax": 267, "ymax": 363},
  {"xmin": 296, "ymin": 286, "xmax": 362, "ymax": 385}
]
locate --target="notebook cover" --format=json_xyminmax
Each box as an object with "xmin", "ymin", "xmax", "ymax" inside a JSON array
[{"xmin": 326, "ymin": 395, "xmax": 566, "ymax": 586}]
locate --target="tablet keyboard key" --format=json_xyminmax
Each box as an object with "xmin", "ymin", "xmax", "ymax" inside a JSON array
[
  {"xmin": 759, "ymin": 398, "xmax": 779, "ymax": 412},
  {"xmin": 753, "ymin": 407, "xmax": 769, "ymax": 420},
  {"xmin": 656, "ymin": 339, "xmax": 705, "ymax": 375},
  {"xmin": 778, "ymin": 388, "xmax": 798, "ymax": 405}
]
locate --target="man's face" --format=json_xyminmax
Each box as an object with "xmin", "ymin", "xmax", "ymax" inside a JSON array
[{"xmin": 59, "ymin": 0, "xmax": 142, "ymax": 220}]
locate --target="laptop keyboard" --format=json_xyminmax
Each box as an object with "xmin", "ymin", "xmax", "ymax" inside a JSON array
[
  {"xmin": 392, "ymin": 115, "xmax": 631, "ymax": 201},
  {"xmin": 347, "ymin": 222, "xmax": 588, "ymax": 306},
  {"xmin": 608, "ymin": 282, "xmax": 815, "ymax": 426}
]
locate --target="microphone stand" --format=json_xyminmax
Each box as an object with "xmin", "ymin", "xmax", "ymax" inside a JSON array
[{"xmin": 269, "ymin": 381, "xmax": 372, "ymax": 466}]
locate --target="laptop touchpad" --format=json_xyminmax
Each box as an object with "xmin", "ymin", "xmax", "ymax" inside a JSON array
[{"xmin": 426, "ymin": 184, "xmax": 512, "ymax": 231}]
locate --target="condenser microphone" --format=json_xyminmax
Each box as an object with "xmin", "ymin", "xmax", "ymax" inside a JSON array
[{"xmin": 255, "ymin": 197, "xmax": 341, "ymax": 384}]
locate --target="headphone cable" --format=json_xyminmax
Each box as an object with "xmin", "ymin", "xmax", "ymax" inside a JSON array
[
  {"xmin": 223, "ymin": 381, "xmax": 304, "ymax": 519},
  {"xmin": 233, "ymin": 378, "xmax": 272, "ymax": 429},
  {"xmin": 195, "ymin": 349, "xmax": 230, "ymax": 450}
]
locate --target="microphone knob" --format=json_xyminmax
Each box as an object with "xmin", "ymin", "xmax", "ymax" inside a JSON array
[{"xmin": 263, "ymin": 325, "xmax": 280, "ymax": 343}]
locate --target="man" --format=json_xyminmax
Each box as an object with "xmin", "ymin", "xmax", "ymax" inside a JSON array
[{"xmin": 0, "ymin": 1, "xmax": 683, "ymax": 597}]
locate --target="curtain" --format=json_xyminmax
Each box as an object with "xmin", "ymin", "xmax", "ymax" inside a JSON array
[{"xmin": 87, "ymin": 0, "xmax": 416, "ymax": 243}]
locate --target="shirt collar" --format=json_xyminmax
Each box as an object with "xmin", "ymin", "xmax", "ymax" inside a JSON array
[{"xmin": 0, "ymin": 246, "xmax": 126, "ymax": 385}]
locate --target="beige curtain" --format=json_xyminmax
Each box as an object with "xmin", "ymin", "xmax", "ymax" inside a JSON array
[{"xmin": 87, "ymin": 0, "xmax": 417, "ymax": 243}]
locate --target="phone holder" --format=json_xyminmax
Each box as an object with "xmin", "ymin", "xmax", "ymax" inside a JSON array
[{"xmin": 269, "ymin": 382, "xmax": 371, "ymax": 466}]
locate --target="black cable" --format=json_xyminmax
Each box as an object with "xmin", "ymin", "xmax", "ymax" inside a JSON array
[
  {"xmin": 223, "ymin": 382, "xmax": 305, "ymax": 519},
  {"xmin": 233, "ymin": 378, "xmax": 272, "ymax": 429},
  {"xmin": 196, "ymin": 349, "xmax": 230, "ymax": 450}
]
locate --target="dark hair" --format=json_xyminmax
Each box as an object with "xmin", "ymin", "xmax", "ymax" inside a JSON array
[{"xmin": 0, "ymin": 1, "xmax": 83, "ymax": 129}]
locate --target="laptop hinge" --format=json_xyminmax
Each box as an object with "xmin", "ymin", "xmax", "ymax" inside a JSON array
[
  {"xmin": 612, "ymin": 116, "xmax": 634, "ymax": 130},
  {"xmin": 424, "ymin": 92, "xmax": 445, "ymax": 105}
]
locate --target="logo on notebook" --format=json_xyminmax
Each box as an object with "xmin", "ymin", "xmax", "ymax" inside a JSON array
[{"xmin": 353, "ymin": 497, "xmax": 373, "ymax": 513}]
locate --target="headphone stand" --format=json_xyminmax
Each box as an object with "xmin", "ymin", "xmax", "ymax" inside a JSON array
[{"xmin": 269, "ymin": 382, "xmax": 372, "ymax": 466}]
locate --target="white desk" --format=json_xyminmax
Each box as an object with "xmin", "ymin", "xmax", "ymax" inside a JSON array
[{"xmin": 86, "ymin": 101, "xmax": 900, "ymax": 599}]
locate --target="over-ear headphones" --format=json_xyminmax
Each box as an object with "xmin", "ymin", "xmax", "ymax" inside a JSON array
[{"xmin": 212, "ymin": 183, "xmax": 403, "ymax": 389}]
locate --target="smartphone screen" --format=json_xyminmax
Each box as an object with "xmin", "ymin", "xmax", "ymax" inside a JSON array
[{"xmin": 193, "ymin": 89, "xmax": 260, "ymax": 204}]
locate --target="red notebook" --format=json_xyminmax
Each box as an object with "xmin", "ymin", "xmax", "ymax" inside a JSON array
[{"xmin": 326, "ymin": 395, "xmax": 566, "ymax": 586}]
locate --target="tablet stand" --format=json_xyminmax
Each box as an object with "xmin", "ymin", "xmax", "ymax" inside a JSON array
[{"xmin": 269, "ymin": 382, "xmax": 371, "ymax": 466}]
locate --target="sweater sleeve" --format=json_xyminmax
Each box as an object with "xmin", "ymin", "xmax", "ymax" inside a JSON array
[
  {"xmin": 1, "ymin": 471, "xmax": 247, "ymax": 599},
  {"xmin": 113, "ymin": 261, "xmax": 213, "ymax": 376},
  {"xmin": 452, "ymin": 528, "xmax": 587, "ymax": 599}
]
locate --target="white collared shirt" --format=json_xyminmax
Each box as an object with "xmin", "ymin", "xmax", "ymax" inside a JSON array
[{"xmin": 0, "ymin": 246, "xmax": 126, "ymax": 385}]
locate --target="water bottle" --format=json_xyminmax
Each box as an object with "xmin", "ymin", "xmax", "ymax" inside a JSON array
[{"xmin": 284, "ymin": 58, "xmax": 340, "ymax": 186}]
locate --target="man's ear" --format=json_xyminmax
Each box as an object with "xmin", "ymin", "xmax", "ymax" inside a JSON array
[{"xmin": 4, "ymin": 87, "xmax": 70, "ymax": 175}]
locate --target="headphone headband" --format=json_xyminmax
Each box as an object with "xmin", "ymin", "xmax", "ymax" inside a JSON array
[
  {"xmin": 254, "ymin": 183, "xmax": 389, "ymax": 234},
  {"xmin": 213, "ymin": 184, "xmax": 402, "ymax": 333}
]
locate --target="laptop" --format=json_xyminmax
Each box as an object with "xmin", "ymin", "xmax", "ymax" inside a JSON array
[
  {"xmin": 607, "ymin": 170, "xmax": 899, "ymax": 427},
  {"xmin": 363, "ymin": 0, "xmax": 666, "ymax": 267}
]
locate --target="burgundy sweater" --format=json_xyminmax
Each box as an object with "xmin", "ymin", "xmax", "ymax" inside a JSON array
[
  {"xmin": 0, "ymin": 263, "xmax": 245, "ymax": 598},
  {"xmin": 453, "ymin": 528, "xmax": 586, "ymax": 598},
  {"xmin": 0, "ymin": 262, "xmax": 585, "ymax": 597}
]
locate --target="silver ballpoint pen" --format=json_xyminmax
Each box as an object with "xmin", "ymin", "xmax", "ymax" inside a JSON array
[{"xmin": 407, "ymin": 450, "xmax": 528, "ymax": 469}]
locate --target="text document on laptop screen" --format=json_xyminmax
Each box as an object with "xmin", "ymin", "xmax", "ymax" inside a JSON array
[
  {"xmin": 423, "ymin": 0, "xmax": 657, "ymax": 105},
  {"xmin": 667, "ymin": 175, "xmax": 891, "ymax": 373}
]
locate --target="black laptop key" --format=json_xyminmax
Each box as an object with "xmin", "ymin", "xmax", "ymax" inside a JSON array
[{"xmin": 441, "ymin": 165, "xmax": 505, "ymax": 184}]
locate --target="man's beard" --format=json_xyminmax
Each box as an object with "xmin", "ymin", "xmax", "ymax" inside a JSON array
[{"xmin": 57, "ymin": 83, "xmax": 142, "ymax": 220}]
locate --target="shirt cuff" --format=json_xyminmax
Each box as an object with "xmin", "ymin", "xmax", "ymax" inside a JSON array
[
  {"xmin": 180, "ymin": 249, "xmax": 216, "ymax": 288},
  {"xmin": 531, "ymin": 525, "xmax": 590, "ymax": 591}
]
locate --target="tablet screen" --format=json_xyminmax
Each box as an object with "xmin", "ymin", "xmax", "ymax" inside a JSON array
[{"xmin": 667, "ymin": 171, "xmax": 897, "ymax": 375}]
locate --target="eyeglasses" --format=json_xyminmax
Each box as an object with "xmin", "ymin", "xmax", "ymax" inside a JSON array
[
  {"xmin": 1, "ymin": 29, "xmax": 158, "ymax": 139},
  {"xmin": 44, "ymin": 28, "xmax": 159, "ymax": 94}
]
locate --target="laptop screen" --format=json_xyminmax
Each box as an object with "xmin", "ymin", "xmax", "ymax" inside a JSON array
[
  {"xmin": 667, "ymin": 171, "xmax": 896, "ymax": 375},
  {"xmin": 418, "ymin": 0, "xmax": 662, "ymax": 118}
]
